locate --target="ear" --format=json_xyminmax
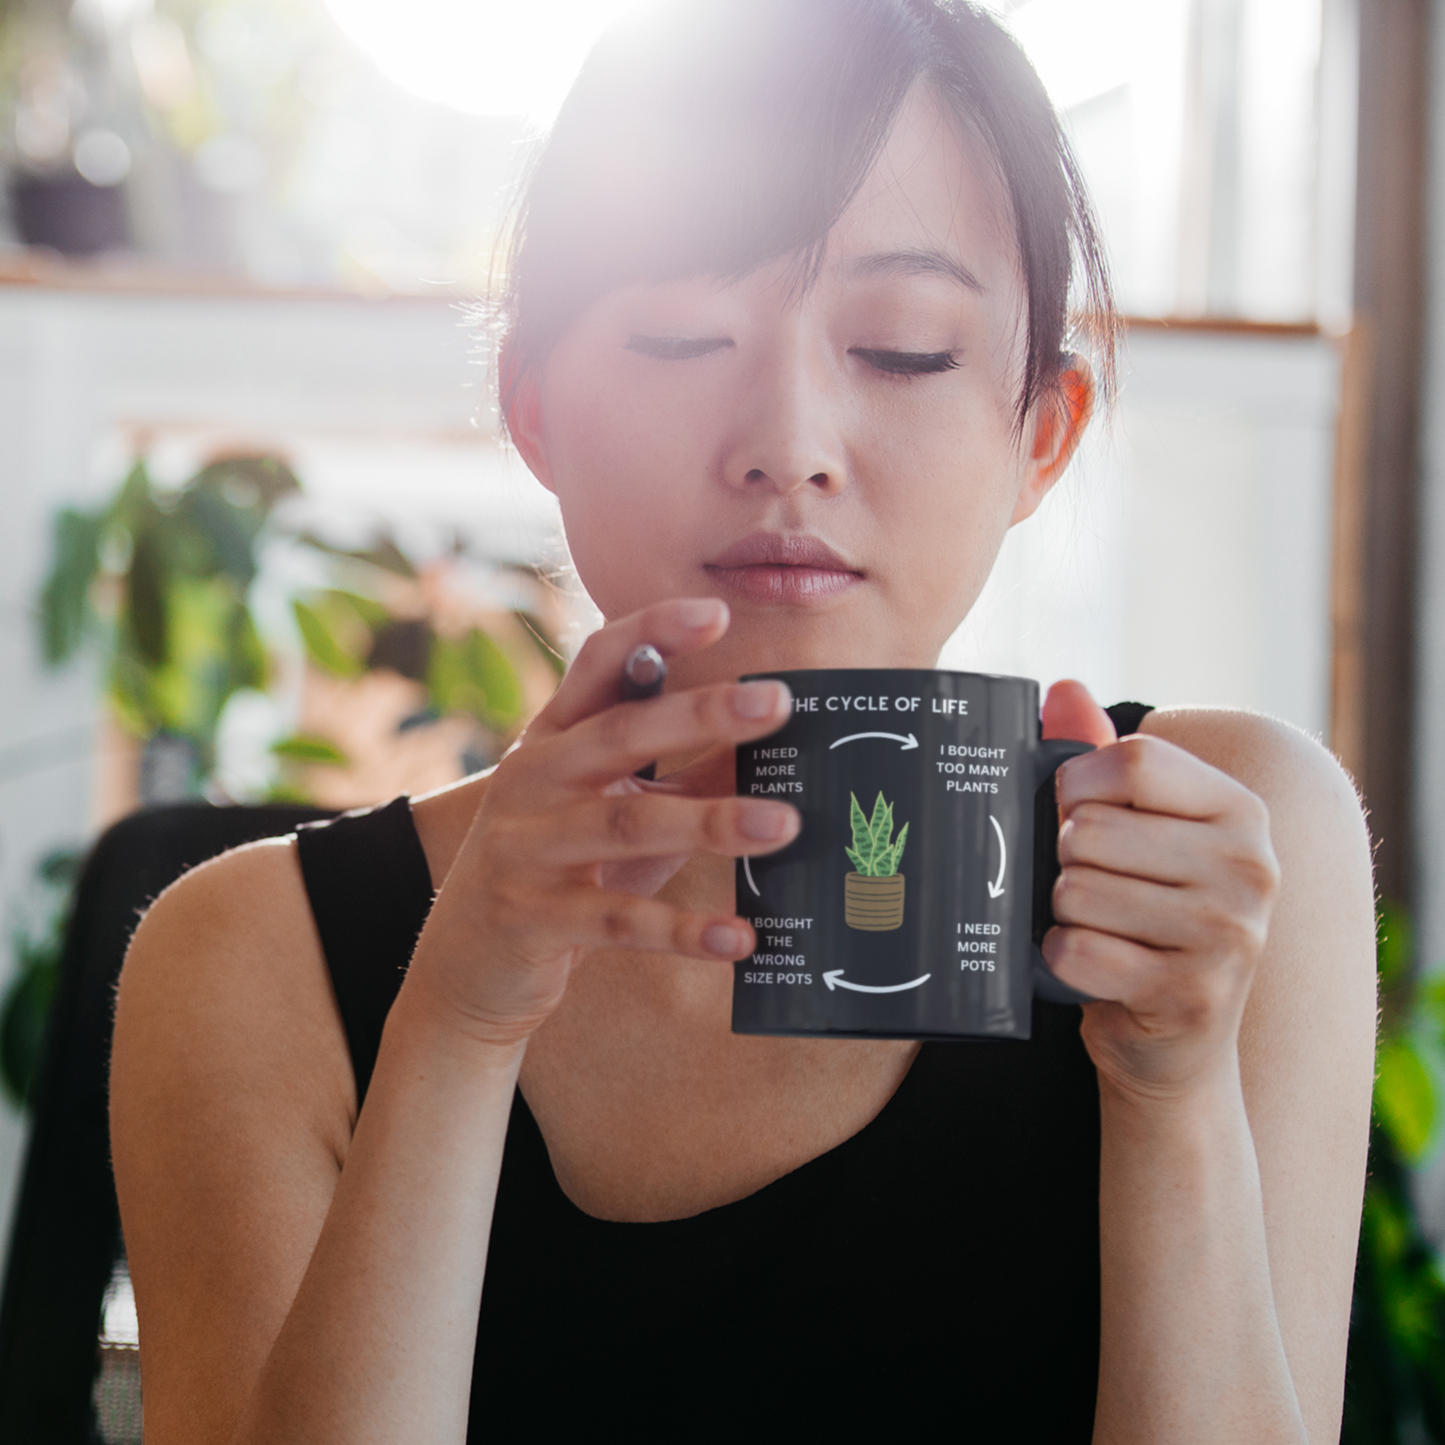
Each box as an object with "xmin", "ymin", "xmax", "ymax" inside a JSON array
[
  {"xmin": 1009, "ymin": 356, "xmax": 1095, "ymax": 526},
  {"xmin": 499, "ymin": 336, "xmax": 555, "ymax": 493}
]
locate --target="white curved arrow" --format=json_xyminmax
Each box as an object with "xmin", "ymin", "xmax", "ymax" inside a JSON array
[
  {"xmin": 988, "ymin": 815, "xmax": 1007, "ymax": 898},
  {"xmin": 823, "ymin": 970, "xmax": 931, "ymax": 994},
  {"xmin": 742, "ymin": 856, "xmax": 761, "ymax": 897},
  {"xmin": 828, "ymin": 731, "xmax": 919, "ymax": 751}
]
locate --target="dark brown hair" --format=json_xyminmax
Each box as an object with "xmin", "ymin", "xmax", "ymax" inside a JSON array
[{"xmin": 497, "ymin": 0, "xmax": 1117, "ymax": 430}]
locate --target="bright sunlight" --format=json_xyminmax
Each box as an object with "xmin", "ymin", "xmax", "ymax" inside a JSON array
[{"xmin": 319, "ymin": 0, "xmax": 643, "ymax": 121}]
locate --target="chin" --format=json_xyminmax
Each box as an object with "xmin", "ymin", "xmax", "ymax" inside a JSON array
[{"xmin": 710, "ymin": 604, "xmax": 946, "ymax": 676}]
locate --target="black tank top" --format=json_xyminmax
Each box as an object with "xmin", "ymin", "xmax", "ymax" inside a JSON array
[{"xmin": 295, "ymin": 703, "xmax": 1152, "ymax": 1439}]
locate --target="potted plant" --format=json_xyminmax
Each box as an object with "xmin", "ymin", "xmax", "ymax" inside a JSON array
[
  {"xmin": 39, "ymin": 453, "xmax": 297, "ymax": 802},
  {"xmin": 844, "ymin": 791, "xmax": 909, "ymax": 931}
]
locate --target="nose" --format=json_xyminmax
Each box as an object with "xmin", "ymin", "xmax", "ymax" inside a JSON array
[{"xmin": 721, "ymin": 338, "xmax": 848, "ymax": 497}]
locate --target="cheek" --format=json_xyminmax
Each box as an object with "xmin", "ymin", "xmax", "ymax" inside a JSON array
[
  {"xmin": 537, "ymin": 357, "xmax": 712, "ymax": 612},
  {"xmin": 861, "ymin": 384, "xmax": 1024, "ymax": 539},
  {"xmin": 541, "ymin": 350, "xmax": 706, "ymax": 503},
  {"xmin": 859, "ymin": 387, "xmax": 1028, "ymax": 626}
]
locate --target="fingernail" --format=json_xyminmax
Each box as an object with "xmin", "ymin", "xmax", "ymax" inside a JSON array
[
  {"xmin": 733, "ymin": 681, "xmax": 785, "ymax": 719},
  {"xmin": 741, "ymin": 803, "xmax": 793, "ymax": 840},
  {"xmin": 704, "ymin": 923, "xmax": 748, "ymax": 957},
  {"xmin": 677, "ymin": 598, "xmax": 725, "ymax": 629}
]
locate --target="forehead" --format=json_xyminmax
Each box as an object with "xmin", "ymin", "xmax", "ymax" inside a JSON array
[{"xmin": 824, "ymin": 84, "xmax": 1020, "ymax": 296}]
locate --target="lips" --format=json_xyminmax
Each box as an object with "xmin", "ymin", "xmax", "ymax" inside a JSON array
[{"xmin": 704, "ymin": 532, "xmax": 863, "ymax": 604}]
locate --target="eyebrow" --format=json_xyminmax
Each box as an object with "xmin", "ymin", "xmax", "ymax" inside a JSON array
[{"xmin": 848, "ymin": 249, "xmax": 985, "ymax": 295}]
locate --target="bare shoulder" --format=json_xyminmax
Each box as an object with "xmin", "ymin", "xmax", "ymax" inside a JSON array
[
  {"xmin": 1139, "ymin": 705, "xmax": 1366, "ymax": 832},
  {"xmin": 112, "ymin": 836, "xmax": 355, "ymax": 1442},
  {"xmin": 114, "ymin": 834, "xmax": 355, "ymax": 1148}
]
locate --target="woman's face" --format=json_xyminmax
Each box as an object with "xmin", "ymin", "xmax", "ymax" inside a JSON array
[{"xmin": 515, "ymin": 84, "xmax": 1089, "ymax": 687}]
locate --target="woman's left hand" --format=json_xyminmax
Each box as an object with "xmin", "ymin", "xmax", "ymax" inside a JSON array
[{"xmin": 1039, "ymin": 681, "xmax": 1281, "ymax": 1101}]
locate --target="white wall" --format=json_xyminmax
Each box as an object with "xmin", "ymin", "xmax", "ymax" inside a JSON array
[{"xmin": 944, "ymin": 325, "xmax": 1339, "ymax": 741}]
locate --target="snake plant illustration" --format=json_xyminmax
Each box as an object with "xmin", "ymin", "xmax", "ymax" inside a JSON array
[{"xmin": 844, "ymin": 792, "xmax": 909, "ymax": 931}]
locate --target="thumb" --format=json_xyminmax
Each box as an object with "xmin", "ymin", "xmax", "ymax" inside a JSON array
[{"xmin": 1041, "ymin": 679, "xmax": 1117, "ymax": 748}]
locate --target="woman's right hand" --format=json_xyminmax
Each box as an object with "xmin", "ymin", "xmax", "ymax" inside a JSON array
[{"xmin": 402, "ymin": 597, "xmax": 798, "ymax": 1048}]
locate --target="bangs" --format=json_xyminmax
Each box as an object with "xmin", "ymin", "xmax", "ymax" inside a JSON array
[
  {"xmin": 498, "ymin": 0, "xmax": 1117, "ymax": 427},
  {"xmin": 506, "ymin": 0, "xmax": 927, "ymax": 372}
]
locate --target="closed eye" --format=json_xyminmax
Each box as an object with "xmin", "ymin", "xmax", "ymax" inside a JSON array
[
  {"xmin": 851, "ymin": 348, "xmax": 960, "ymax": 376},
  {"xmin": 625, "ymin": 335, "xmax": 733, "ymax": 360}
]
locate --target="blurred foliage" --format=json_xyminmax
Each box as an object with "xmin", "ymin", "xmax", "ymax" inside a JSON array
[
  {"xmin": 39, "ymin": 454, "xmax": 297, "ymax": 783},
  {"xmin": 40, "ymin": 450, "xmax": 564, "ymax": 812},
  {"xmin": 286, "ymin": 546, "xmax": 559, "ymax": 753},
  {"xmin": 269, "ymin": 732, "xmax": 348, "ymax": 766},
  {"xmin": 428, "ymin": 627, "xmax": 524, "ymax": 734},
  {"xmin": 0, "ymin": 848, "xmax": 81, "ymax": 1112},
  {"xmin": 1344, "ymin": 903, "xmax": 1445, "ymax": 1443}
]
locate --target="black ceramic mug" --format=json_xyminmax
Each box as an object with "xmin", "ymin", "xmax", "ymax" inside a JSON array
[{"xmin": 733, "ymin": 668, "xmax": 1094, "ymax": 1041}]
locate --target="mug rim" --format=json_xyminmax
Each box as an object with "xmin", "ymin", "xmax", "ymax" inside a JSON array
[{"xmin": 739, "ymin": 666, "xmax": 1040, "ymax": 687}]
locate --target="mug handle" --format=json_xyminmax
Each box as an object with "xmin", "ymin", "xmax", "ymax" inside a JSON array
[{"xmin": 1031, "ymin": 738, "xmax": 1096, "ymax": 1005}]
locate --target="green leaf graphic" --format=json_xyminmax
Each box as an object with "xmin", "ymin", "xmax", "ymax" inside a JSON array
[
  {"xmin": 849, "ymin": 794, "xmax": 872, "ymax": 869},
  {"xmin": 846, "ymin": 792, "xmax": 908, "ymax": 876},
  {"xmin": 869, "ymin": 793, "xmax": 890, "ymax": 857}
]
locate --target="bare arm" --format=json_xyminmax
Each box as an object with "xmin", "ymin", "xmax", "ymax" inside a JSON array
[
  {"xmin": 111, "ymin": 845, "xmax": 522, "ymax": 1444},
  {"xmin": 111, "ymin": 597, "xmax": 800, "ymax": 1445},
  {"xmin": 1040, "ymin": 700, "xmax": 1376, "ymax": 1444}
]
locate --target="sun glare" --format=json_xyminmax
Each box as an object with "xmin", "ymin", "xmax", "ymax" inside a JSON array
[{"xmin": 320, "ymin": 0, "xmax": 642, "ymax": 121}]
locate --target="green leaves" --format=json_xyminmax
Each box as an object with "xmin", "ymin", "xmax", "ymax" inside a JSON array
[
  {"xmin": 1374, "ymin": 905, "xmax": 1445, "ymax": 1168},
  {"xmin": 39, "ymin": 507, "xmax": 103, "ymax": 664},
  {"xmin": 271, "ymin": 734, "xmax": 350, "ymax": 766},
  {"xmin": 291, "ymin": 582, "xmax": 527, "ymax": 735},
  {"xmin": 40, "ymin": 450, "xmax": 558, "ymax": 811},
  {"xmin": 1341, "ymin": 900, "xmax": 1445, "ymax": 1441},
  {"xmin": 296, "ymin": 528, "xmax": 418, "ymax": 579},
  {"xmin": 292, "ymin": 592, "xmax": 377, "ymax": 678},
  {"xmin": 37, "ymin": 455, "xmax": 293, "ymax": 768},
  {"xmin": 429, "ymin": 628, "xmax": 524, "ymax": 731},
  {"xmin": 0, "ymin": 848, "xmax": 81, "ymax": 1112},
  {"xmin": 1377, "ymin": 1038, "xmax": 1437, "ymax": 1166},
  {"xmin": 846, "ymin": 792, "xmax": 909, "ymax": 877}
]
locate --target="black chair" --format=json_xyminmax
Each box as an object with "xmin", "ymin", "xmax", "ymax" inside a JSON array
[{"xmin": 0, "ymin": 802, "xmax": 333, "ymax": 1444}]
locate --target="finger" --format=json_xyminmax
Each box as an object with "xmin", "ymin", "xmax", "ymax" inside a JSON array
[
  {"xmin": 532, "ymin": 598, "xmax": 729, "ymax": 737},
  {"xmin": 1039, "ymin": 923, "xmax": 1161, "ymax": 1004},
  {"xmin": 1053, "ymin": 862, "xmax": 1268, "ymax": 956},
  {"xmin": 1041, "ymin": 679, "xmax": 1117, "ymax": 748},
  {"xmin": 560, "ymin": 888, "xmax": 756, "ymax": 961},
  {"xmin": 1055, "ymin": 733, "xmax": 1264, "ymax": 825},
  {"xmin": 539, "ymin": 792, "xmax": 799, "ymax": 865},
  {"xmin": 1058, "ymin": 803, "xmax": 1221, "ymax": 887},
  {"xmin": 649, "ymin": 743, "xmax": 735, "ymax": 797},
  {"xmin": 1042, "ymin": 924, "xmax": 1251, "ymax": 1028},
  {"xmin": 540, "ymin": 679, "xmax": 792, "ymax": 790}
]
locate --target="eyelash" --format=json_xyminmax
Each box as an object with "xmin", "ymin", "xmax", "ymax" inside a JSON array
[
  {"xmin": 624, "ymin": 335, "xmax": 960, "ymax": 377},
  {"xmin": 625, "ymin": 335, "xmax": 731, "ymax": 360},
  {"xmin": 850, "ymin": 348, "xmax": 960, "ymax": 376}
]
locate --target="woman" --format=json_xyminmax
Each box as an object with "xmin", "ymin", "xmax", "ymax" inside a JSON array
[{"xmin": 110, "ymin": 2, "xmax": 1377, "ymax": 1441}]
